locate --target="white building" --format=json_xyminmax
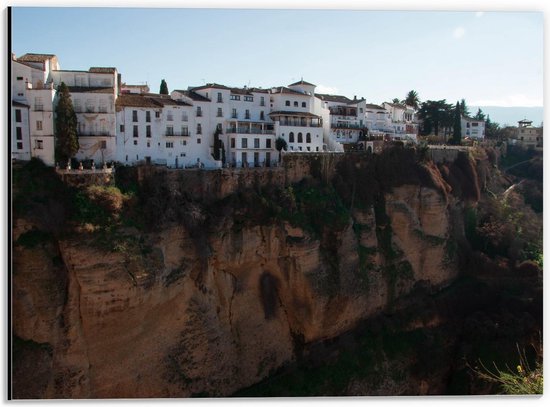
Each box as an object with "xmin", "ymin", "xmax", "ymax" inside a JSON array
[
  {"xmin": 50, "ymin": 67, "xmax": 119, "ymax": 164},
  {"xmin": 382, "ymin": 102, "xmax": 418, "ymax": 141},
  {"xmin": 269, "ymin": 80, "xmax": 326, "ymax": 154},
  {"xmin": 364, "ymin": 103, "xmax": 391, "ymax": 137},
  {"xmin": 461, "ymin": 115, "xmax": 485, "ymax": 140},
  {"xmin": 515, "ymin": 119, "xmax": 542, "ymax": 149},
  {"xmin": 11, "ymin": 53, "xmax": 58, "ymax": 165},
  {"xmin": 316, "ymin": 93, "xmax": 366, "ymax": 149}
]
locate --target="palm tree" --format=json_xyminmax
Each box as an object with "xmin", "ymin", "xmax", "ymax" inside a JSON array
[
  {"xmin": 404, "ymin": 90, "xmax": 420, "ymax": 110},
  {"xmin": 392, "ymin": 98, "xmax": 401, "ymax": 104}
]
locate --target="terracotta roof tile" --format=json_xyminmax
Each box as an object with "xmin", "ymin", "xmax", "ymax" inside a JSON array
[
  {"xmin": 89, "ymin": 67, "xmax": 117, "ymax": 73},
  {"xmin": 18, "ymin": 53, "xmax": 57, "ymax": 62},
  {"xmin": 288, "ymin": 79, "xmax": 316, "ymax": 87}
]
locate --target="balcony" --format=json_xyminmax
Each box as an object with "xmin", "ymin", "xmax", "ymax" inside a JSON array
[
  {"xmin": 165, "ymin": 131, "xmax": 190, "ymax": 137},
  {"xmin": 332, "ymin": 123, "xmax": 364, "ymax": 129},
  {"xmin": 34, "ymin": 104, "xmax": 44, "ymax": 111},
  {"xmin": 231, "ymin": 113, "xmax": 238, "ymax": 119},
  {"xmin": 86, "ymin": 107, "xmax": 96, "ymax": 113},
  {"xmin": 226, "ymin": 127, "xmax": 274, "ymax": 135},
  {"xmin": 78, "ymin": 131, "xmax": 111, "ymax": 137},
  {"xmin": 279, "ymin": 120, "xmax": 321, "ymax": 128}
]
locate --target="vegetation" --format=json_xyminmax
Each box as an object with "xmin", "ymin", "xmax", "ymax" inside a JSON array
[
  {"xmin": 417, "ymin": 99, "xmax": 453, "ymax": 137},
  {"xmin": 451, "ymin": 101, "xmax": 461, "ymax": 145},
  {"xmin": 159, "ymin": 79, "xmax": 169, "ymax": 95},
  {"xmin": 54, "ymin": 82, "xmax": 79, "ymax": 164},
  {"xmin": 275, "ymin": 137, "xmax": 287, "ymax": 162},
  {"xmin": 404, "ymin": 90, "xmax": 420, "ymax": 110}
]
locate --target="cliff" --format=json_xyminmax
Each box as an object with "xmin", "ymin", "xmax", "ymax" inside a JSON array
[{"xmin": 12, "ymin": 147, "xmax": 539, "ymax": 398}]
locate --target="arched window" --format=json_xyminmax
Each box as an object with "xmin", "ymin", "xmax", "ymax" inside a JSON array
[
  {"xmin": 289, "ymin": 132, "xmax": 295, "ymax": 143},
  {"xmin": 302, "ymin": 102, "xmax": 306, "ymax": 108},
  {"xmin": 294, "ymin": 101, "xmax": 298, "ymax": 107},
  {"xmin": 285, "ymin": 100, "xmax": 290, "ymax": 106},
  {"xmin": 297, "ymin": 132, "xmax": 303, "ymax": 143},
  {"xmin": 306, "ymin": 133, "xmax": 311, "ymax": 143}
]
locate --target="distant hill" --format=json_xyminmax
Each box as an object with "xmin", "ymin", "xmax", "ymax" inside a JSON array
[{"xmin": 470, "ymin": 106, "xmax": 543, "ymax": 127}]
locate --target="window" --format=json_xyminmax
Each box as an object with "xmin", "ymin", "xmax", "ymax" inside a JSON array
[
  {"xmin": 242, "ymin": 138, "xmax": 248, "ymax": 148},
  {"xmin": 155, "ymin": 111, "xmax": 161, "ymax": 118},
  {"xmin": 266, "ymin": 139, "xmax": 272, "ymax": 148},
  {"xmin": 245, "ymin": 109, "xmax": 250, "ymax": 119},
  {"xmin": 197, "ymin": 138, "xmax": 201, "ymax": 144},
  {"xmin": 182, "ymin": 112, "xmax": 188, "ymax": 121},
  {"xmin": 17, "ymin": 76, "xmax": 23, "ymax": 80},
  {"xmin": 133, "ymin": 140, "xmax": 138, "ymax": 145},
  {"xmin": 36, "ymin": 121, "xmax": 42, "ymax": 131},
  {"xmin": 260, "ymin": 111, "xmax": 265, "ymax": 120},
  {"xmin": 472, "ymin": 122, "xmax": 479, "ymax": 127},
  {"xmin": 166, "ymin": 142, "xmax": 174, "ymax": 148},
  {"xmin": 167, "ymin": 111, "xmax": 174, "ymax": 121},
  {"xmin": 132, "ymin": 110, "xmax": 138, "ymax": 122},
  {"xmin": 182, "ymin": 140, "xmax": 187, "ymax": 146},
  {"xmin": 231, "ymin": 108, "xmax": 237, "ymax": 119},
  {"xmin": 197, "ymin": 124, "xmax": 202, "ymax": 134},
  {"xmin": 302, "ymin": 102, "xmax": 306, "ymax": 108},
  {"xmin": 231, "ymin": 138, "xmax": 235, "ymax": 148},
  {"xmin": 254, "ymin": 138, "xmax": 260, "ymax": 148},
  {"xmin": 181, "ymin": 126, "xmax": 189, "ymax": 136},
  {"xmin": 306, "ymin": 133, "xmax": 311, "ymax": 143},
  {"xmin": 196, "ymin": 106, "xmax": 202, "ymax": 117},
  {"xmin": 100, "ymin": 140, "xmax": 107, "ymax": 149},
  {"xmin": 99, "ymin": 99, "xmax": 108, "ymax": 113},
  {"xmin": 74, "ymin": 99, "xmax": 82, "ymax": 112},
  {"xmin": 217, "ymin": 107, "xmax": 223, "ymax": 117},
  {"xmin": 289, "ymin": 132, "xmax": 295, "ymax": 143},
  {"xmin": 147, "ymin": 142, "xmax": 151, "ymax": 148},
  {"xmin": 120, "ymin": 124, "xmax": 125, "ymax": 132},
  {"xmin": 244, "ymin": 96, "xmax": 253, "ymax": 102},
  {"xmin": 35, "ymin": 139, "xmax": 43, "ymax": 149},
  {"xmin": 298, "ymin": 133, "xmax": 303, "ymax": 143},
  {"xmin": 84, "ymin": 99, "xmax": 94, "ymax": 113},
  {"xmin": 17, "ymin": 142, "xmax": 23, "ymax": 150},
  {"xmin": 294, "ymin": 101, "xmax": 298, "ymax": 107},
  {"xmin": 230, "ymin": 94, "xmax": 240, "ymax": 101},
  {"xmin": 260, "ymin": 97, "xmax": 265, "ymax": 106},
  {"xmin": 146, "ymin": 125, "xmax": 151, "ymax": 138},
  {"xmin": 133, "ymin": 125, "xmax": 139, "ymax": 137},
  {"xmin": 34, "ymin": 97, "xmax": 44, "ymax": 111},
  {"xmin": 18, "ymin": 93, "xmax": 23, "ymax": 97},
  {"xmin": 15, "ymin": 109, "xmax": 21, "ymax": 122},
  {"xmin": 166, "ymin": 126, "xmax": 174, "ymax": 136},
  {"xmin": 217, "ymin": 92, "xmax": 223, "ymax": 103},
  {"xmin": 16, "ymin": 127, "xmax": 22, "ymax": 140},
  {"xmin": 285, "ymin": 100, "xmax": 290, "ymax": 107},
  {"xmin": 360, "ymin": 108, "xmax": 363, "ymax": 113},
  {"xmin": 146, "ymin": 111, "xmax": 151, "ymax": 122}
]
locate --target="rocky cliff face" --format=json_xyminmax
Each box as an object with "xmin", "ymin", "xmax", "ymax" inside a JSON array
[{"xmin": 12, "ymin": 148, "xmax": 467, "ymax": 398}]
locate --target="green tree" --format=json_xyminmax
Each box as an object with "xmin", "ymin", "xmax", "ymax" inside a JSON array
[
  {"xmin": 474, "ymin": 107, "xmax": 486, "ymax": 121},
  {"xmin": 275, "ymin": 137, "xmax": 287, "ymax": 163},
  {"xmin": 418, "ymin": 100, "xmax": 453, "ymax": 137},
  {"xmin": 485, "ymin": 115, "xmax": 501, "ymax": 139},
  {"xmin": 54, "ymin": 82, "xmax": 79, "ymax": 164},
  {"xmin": 404, "ymin": 90, "xmax": 420, "ymax": 110},
  {"xmin": 212, "ymin": 127, "xmax": 225, "ymax": 164},
  {"xmin": 392, "ymin": 98, "xmax": 401, "ymax": 104},
  {"xmin": 459, "ymin": 99, "xmax": 470, "ymax": 116},
  {"xmin": 159, "ymin": 79, "xmax": 169, "ymax": 95},
  {"xmin": 452, "ymin": 101, "xmax": 462, "ymax": 144}
]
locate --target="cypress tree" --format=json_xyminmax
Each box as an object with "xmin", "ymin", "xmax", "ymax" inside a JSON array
[
  {"xmin": 160, "ymin": 79, "xmax": 169, "ymax": 95},
  {"xmin": 55, "ymin": 82, "xmax": 79, "ymax": 164},
  {"xmin": 452, "ymin": 101, "xmax": 462, "ymax": 145}
]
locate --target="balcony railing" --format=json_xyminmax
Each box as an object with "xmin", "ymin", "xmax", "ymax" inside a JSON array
[
  {"xmin": 165, "ymin": 131, "xmax": 190, "ymax": 137},
  {"xmin": 86, "ymin": 107, "xmax": 96, "ymax": 113},
  {"xmin": 226, "ymin": 127, "xmax": 275, "ymax": 135},
  {"xmin": 231, "ymin": 114, "xmax": 238, "ymax": 119},
  {"xmin": 332, "ymin": 123, "xmax": 364, "ymax": 129},
  {"xmin": 279, "ymin": 120, "xmax": 322, "ymax": 128},
  {"xmin": 78, "ymin": 131, "xmax": 111, "ymax": 136},
  {"xmin": 34, "ymin": 105, "xmax": 44, "ymax": 111}
]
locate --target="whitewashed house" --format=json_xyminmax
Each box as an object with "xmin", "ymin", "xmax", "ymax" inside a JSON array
[
  {"xmin": 11, "ymin": 53, "xmax": 58, "ymax": 165},
  {"xmin": 461, "ymin": 116, "xmax": 485, "ymax": 140},
  {"xmin": 382, "ymin": 102, "xmax": 418, "ymax": 142},
  {"xmin": 316, "ymin": 93, "xmax": 366, "ymax": 149},
  {"xmin": 364, "ymin": 103, "xmax": 391, "ymax": 137},
  {"xmin": 50, "ymin": 67, "xmax": 119, "ymax": 164},
  {"xmin": 269, "ymin": 80, "xmax": 326, "ymax": 154}
]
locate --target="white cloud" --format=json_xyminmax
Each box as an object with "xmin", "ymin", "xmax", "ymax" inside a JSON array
[
  {"xmin": 475, "ymin": 11, "xmax": 485, "ymax": 18},
  {"xmin": 453, "ymin": 26, "xmax": 466, "ymax": 39},
  {"xmin": 315, "ymin": 84, "xmax": 339, "ymax": 94},
  {"xmin": 471, "ymin": 94, "xmax": 543, "ymax": 107}
]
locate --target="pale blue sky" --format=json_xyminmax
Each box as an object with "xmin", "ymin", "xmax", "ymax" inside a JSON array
[{"xmin": 11, "ymin": 7, "xmax": 543, "ymax": 110}]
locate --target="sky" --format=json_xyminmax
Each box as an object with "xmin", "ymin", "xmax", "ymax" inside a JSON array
[{"xmin": 10, "ymin": 6, "xmax": 544, "ymax": 116}]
